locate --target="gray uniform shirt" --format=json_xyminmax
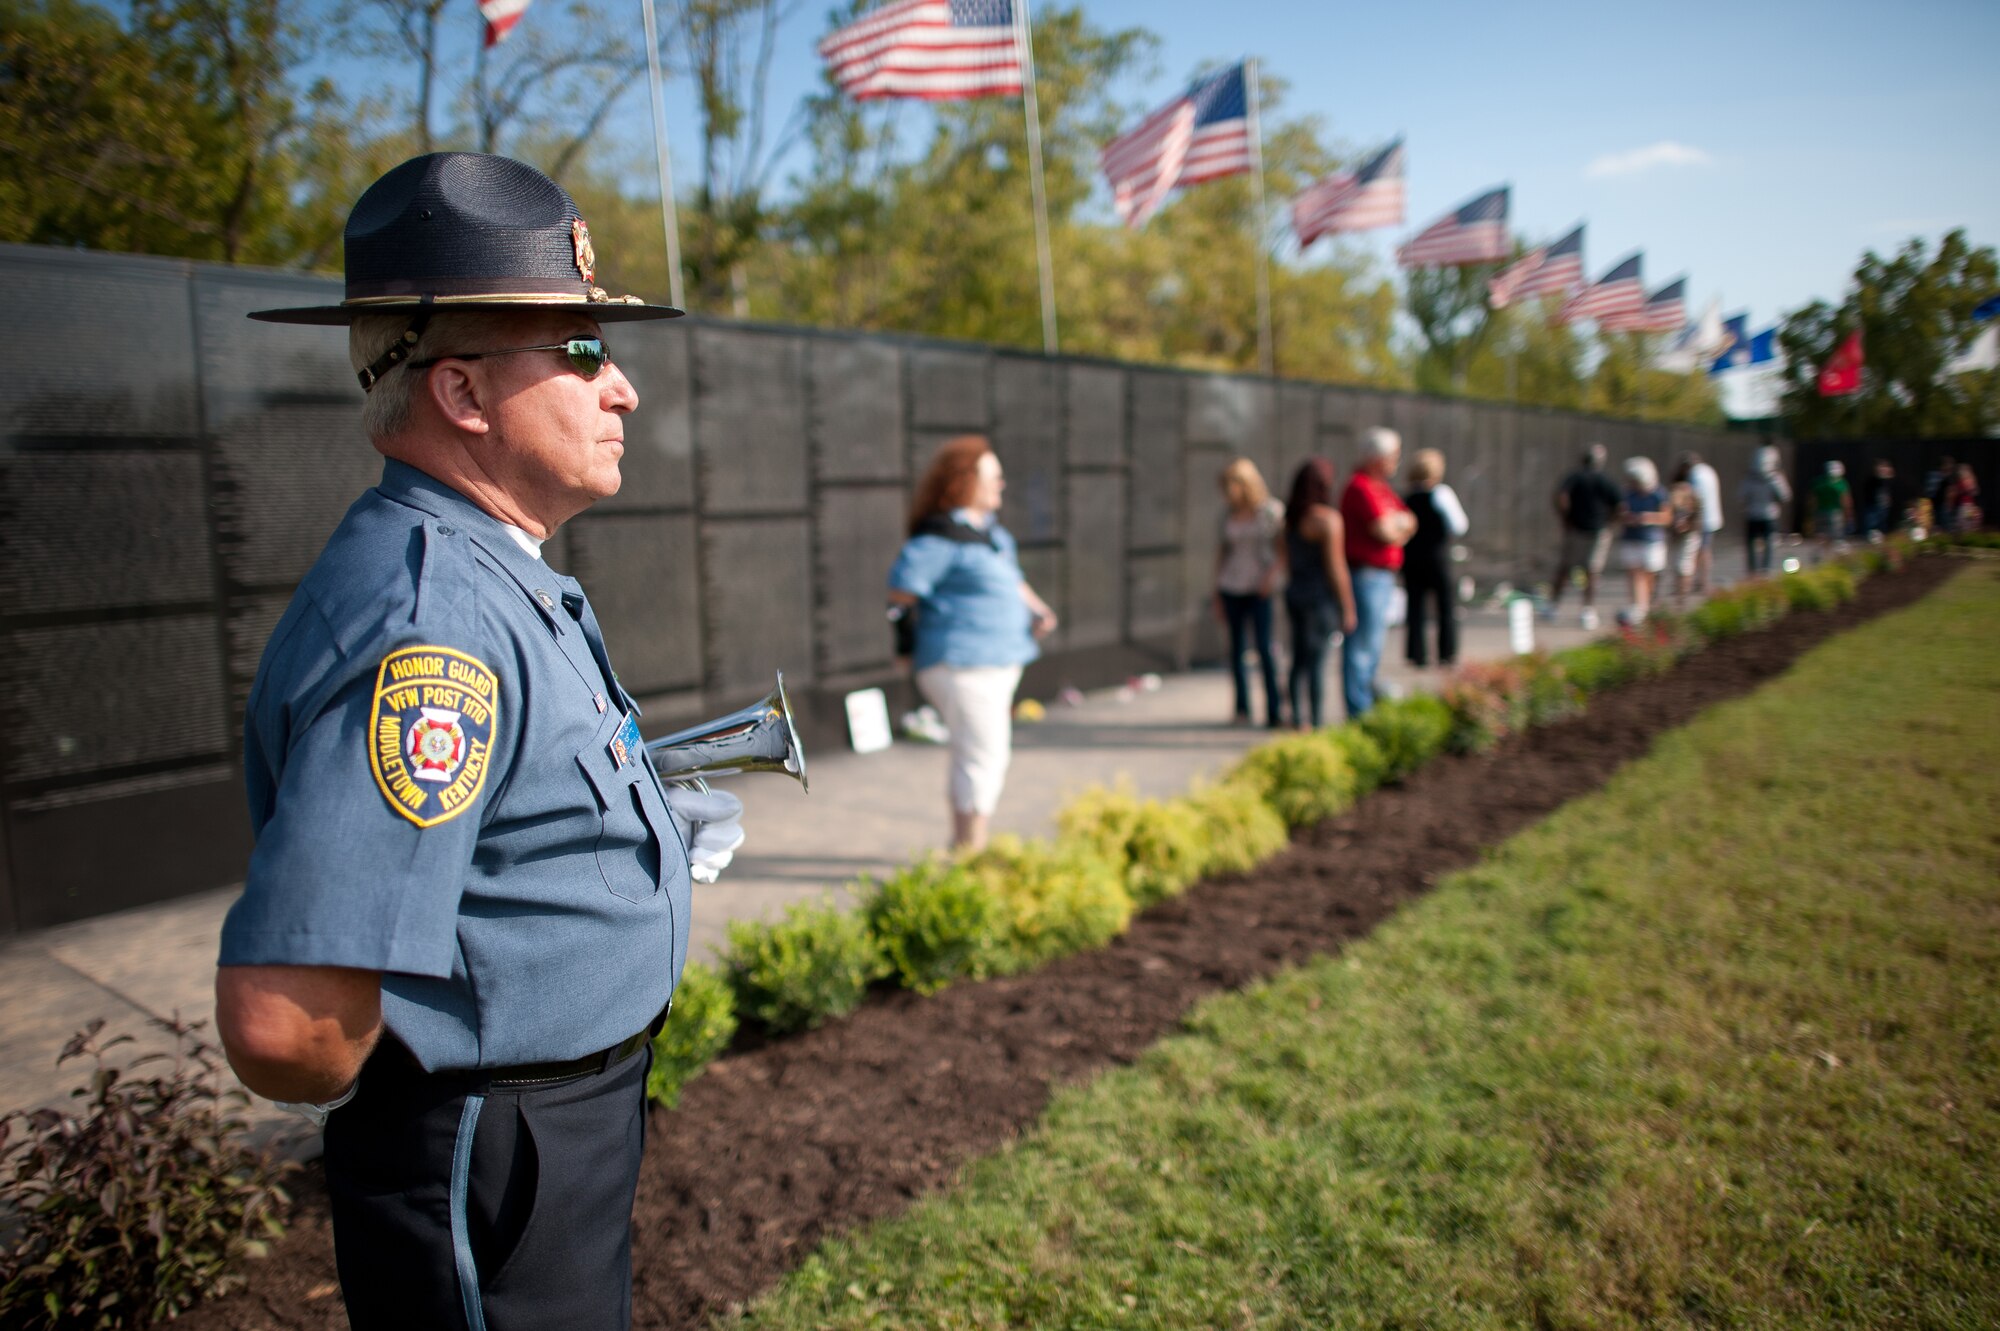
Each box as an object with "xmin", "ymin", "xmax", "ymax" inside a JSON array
[{"xmin": 219, "ymin": 460, "xmax": 690, "ymax": 1071}]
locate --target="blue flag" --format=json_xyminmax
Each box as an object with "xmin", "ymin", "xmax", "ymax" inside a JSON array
[
  {"xmin": 1974, "ymin": 294, "xmax": 2000, "ymax": 323},
  {"xmin": 1707, "ymin": 314, "xmax": 1751, "ymax": 375}
]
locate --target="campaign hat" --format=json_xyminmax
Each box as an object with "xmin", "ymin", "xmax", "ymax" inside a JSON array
[{"xmin": 248, "ymin": 152, "xmax": 679, "ymax": 327}]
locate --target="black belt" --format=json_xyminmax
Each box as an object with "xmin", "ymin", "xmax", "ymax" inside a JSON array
[{"xmin": 383, "ymin": 1006, "xmax": 669, "ymax": 1091}]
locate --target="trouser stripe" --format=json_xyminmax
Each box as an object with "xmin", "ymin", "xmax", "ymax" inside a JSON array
[{"xmin": 449, "ymin": 1094, "xmax": 488, "ymax": 1331}]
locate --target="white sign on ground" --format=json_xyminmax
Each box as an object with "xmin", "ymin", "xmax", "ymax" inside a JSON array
[{"xmin": 844, "ymin": 687, "xmax": 894, "ymax": 754}]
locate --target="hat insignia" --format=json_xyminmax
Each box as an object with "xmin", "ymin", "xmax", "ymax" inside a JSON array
[{"xmin": 572, "ymin": 218, "xmax": 597, "ymax": 286}]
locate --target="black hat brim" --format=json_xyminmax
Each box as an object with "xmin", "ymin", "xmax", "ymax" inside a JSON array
[{"xmin": 248, "ymin": 298, "xmax": 683, "ymax": 326}]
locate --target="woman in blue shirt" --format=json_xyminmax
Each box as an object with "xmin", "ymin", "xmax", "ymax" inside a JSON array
[
  {"xmin": 888, "ymin": 437, "xmax": 1058, "ymax": 851},
  {"xmin": 1616, "ymin": 455, "xmax": 1672, "ymax": 624}
]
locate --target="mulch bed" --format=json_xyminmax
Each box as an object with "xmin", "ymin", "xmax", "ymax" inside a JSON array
[{"xmin": 180, "ymin": 558, "xmax": 1957, "ymax": 1330}]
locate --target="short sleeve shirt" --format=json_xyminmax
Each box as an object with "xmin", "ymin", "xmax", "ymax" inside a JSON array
[
  {"xmin": 887, "ymin": 516, "xmax": 1039, "ymax": 673},
  {"xmin": 1560, "ymin": 469, "xmax": 1623, "ymax": 533},
  {"xmin": 1812, "ymin": 475, "xmax": 1850, "ymax": 515},
  {"xmin": 1622, "ymin": 487, "xmax": 1669, "ymax": 544},
  {"xmin": 218, "ymin": 460, "xmax": 691, "ymax": 1072},
  {"xmin": 1341, "ymin": 472, "xmax": 1409, "ymax": 572}
]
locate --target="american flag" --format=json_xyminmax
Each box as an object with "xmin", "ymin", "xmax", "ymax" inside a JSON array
[
  {"xmin": 1396, "ymin": 186, "xmax": 1510, "ymax": 268},
  {"xmin": 479, "ymin": 0, "xmax": 532, "ymax": 47},
  {"xmin": 1556, "ymin": 253, "xmax": 1645, "ymax": 326},
  {"xmin": 1487, "ymin": 225, "xmax": 1583, "ymax": 308},
  {"xmin": 818, "ymin": 0, "xmax": 1024, "ymax": 103},
  {"xmin": 1100, "ymin": 63, "xmax": 1252, "ymax": 229},
  {"xmin": 1608, "ymin": 277, "xmax": 1688, "ymax": 333},
  {"xmin": 1290, "ymin": 139, "xmax": 1405, "ymax": 248}
]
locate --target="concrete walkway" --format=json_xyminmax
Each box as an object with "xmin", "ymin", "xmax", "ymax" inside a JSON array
[{"xmin": 1, "ymin": 601, "xmax": 1608, "ymax": 1129}]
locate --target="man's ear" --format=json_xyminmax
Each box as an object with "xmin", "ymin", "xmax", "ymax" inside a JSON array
[{"xmin": 427, "ymin": 363, "xmax": 491, "ymax": 436}]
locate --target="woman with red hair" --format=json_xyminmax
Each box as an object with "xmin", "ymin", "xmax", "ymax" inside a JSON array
[{"xmin": 888, "ymin": 437, "xmax": 1058, "ymax": 851}]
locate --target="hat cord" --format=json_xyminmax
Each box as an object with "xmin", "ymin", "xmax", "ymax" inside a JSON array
[{"xmin": 356, "ymin": 311, "xmax": 434, "ymax": 393}]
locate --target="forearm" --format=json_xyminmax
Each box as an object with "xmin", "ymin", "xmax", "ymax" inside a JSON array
[{"xmin": 216, "ymin": 964, "xmax": 383, "ymax": 1103}]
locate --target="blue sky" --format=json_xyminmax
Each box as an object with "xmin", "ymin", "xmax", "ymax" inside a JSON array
[{"xmin": 324, "ymin": 0, "xmax": 2000, "ymax": 334}]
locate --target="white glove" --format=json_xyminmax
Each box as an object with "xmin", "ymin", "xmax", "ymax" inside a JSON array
[
  {"xmin": 273, "ymin": 1079, "xmax": 357, "ymax": 1129},
  {"xmin": 663, "ymin": 786, "xmax": 745, "ymax": 883}
]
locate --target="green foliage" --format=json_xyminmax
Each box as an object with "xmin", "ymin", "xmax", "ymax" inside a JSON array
[
  {"xmin": 1440, "ymin": 660, "xmax": 1528, "ymax": 755},
  {"xmin": 1780, "ymin": 568, "xmax": 1840, "ymax": 611},
  {"xmin": 1553, "ymin": 640, "xmax": 1639, "ymax": 696},
  {"xmin": 962, "ymin": 836, "xmax": 1133, "ymax": 972},
  {"xmin": 647, "ymin": 961, "xmax": 738, "ymax": 1109},
  {"xmin": 1778, "ymin": 230, "xmax": 2000, "ymax": 439},
  {"xmin": 1223, "ymin": 732, "xmax": 1361, "ymax": 829},
  {"xmin": 1517, "ymin": 652, "xmax": 1585, "ymax": 727},
  {"xmin": 1179, "ymin": 783, "xmax": 1289, "ymax": 878},
  {"xmin": 724, "ymin": 900, "xmax": 882, "ymax": 1034},
  {"xmin": 1356, "ymin": 694, "xmax": 1455, "ymax": 780},
  {"xmin": 1057, "ymin": 785, "xmax": 1208, "ymax": 908},
  {"xmin": 862, "ymin": 858, "xmax": 1005, "ymax": 996},
  {"xmin": 1325, "ymin": 724, "xmax": 1389, "ymax": 796},
  {"xmin": 0, "ymin": 1018, "xmax": 295, "ymax": 1329}
]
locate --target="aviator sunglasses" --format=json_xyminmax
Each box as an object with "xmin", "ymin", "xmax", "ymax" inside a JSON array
[{"xmin": 408, "ymin": 335, "xmax": 612, "ymax": 380}]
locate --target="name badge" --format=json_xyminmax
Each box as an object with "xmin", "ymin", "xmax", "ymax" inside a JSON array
[{"xmin": 608, "ymin": 710, "xmax": 643, "ymax": 769}]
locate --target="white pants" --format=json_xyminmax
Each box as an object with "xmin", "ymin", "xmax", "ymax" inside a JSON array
[{"xmin": 916, "ymin": 663, "xmax": 1022, "ymax": 816}]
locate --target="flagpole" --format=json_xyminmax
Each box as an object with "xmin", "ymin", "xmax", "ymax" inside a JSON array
[
  {"xmin": 639, "ymin": 0, "xmax": 686, "ymax": 310},
  {"xmin": 1016, "ymin": 0, "xmax": 1058, "ymax": 354},
  {"xmin": 1244, "ymin": 57, "xmax": 1274, "ymax": 376}
]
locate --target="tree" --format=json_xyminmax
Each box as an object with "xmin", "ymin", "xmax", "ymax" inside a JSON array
[
  {"xmin": 0, "ymin": 0, "xmax": 330, "ymax": 262},
  {"xmin": 1777, "ymin": 229, "xmax": 2000, "ymax": 438},
  {"xmin": 1584, "ymin": 332, "xmax": 1722, "ymax": 425},
  {"xmin": 1405, "ymin": 261, "xmax": 1503, "ymax": 392}
]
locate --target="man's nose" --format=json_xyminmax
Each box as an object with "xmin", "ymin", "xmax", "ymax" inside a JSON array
[{"xmin": 603, "ymin": 362, "xmax": 639, "ymax": 413}]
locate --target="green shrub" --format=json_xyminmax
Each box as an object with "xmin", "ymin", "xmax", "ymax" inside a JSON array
[
  {"xmin": 1792, "ymin": 571, "xmax": 1832, "ymax": 611},
  {"xmin": 1225, "ymin": 732, "xmax": 1362, "ymax": 829},
  {"xmin": 1326, "ymin": 725, "xmax": 1390, "ymax": 796},
  {"xmin": 1181, "ymin": 783, "xmax": 1290, "ymax": 877},
  {"xmin": 863, "ymin": 857, "xmax": 1005, "ymax": 995},
  {"xmin": 1815, "ymin": 563, "xmax": 1858, "ymax": 604},
  {"xmin": 1057, "ymin": 787, "xmax": 1209, "ymax": 908},
  {"xmin": 1689, "ymin": 593, "xmax": 1752, "ymax": 640},
  {"xmin": 0, "ymin": 1019, "xmax": 296, "ymax": 1330},
  {"xmin": 1357, "ymin": 694, "xmax": 1455, "ymax": 779},
  {"xmin": 647, "ymin": 961, "xmax": 738, "ymax": 1108},
  {"xmin": 1553, "ymin": 641, "xmax": 1637, "ymax": 695},
  {"xmin": 724, "ymin": 900, "xmax": 882, "ymax": 1034},
  {"xmin": 963, "ymin": 836, "xmax": 1133, "ymax": 971},
  {"xmin": 1441, "ymin": 661, "xmax": 1527, "ymax": 755},
  {"xmin": 1518, "ymin": 652, "xmax": 1585, "ymax": 727}
]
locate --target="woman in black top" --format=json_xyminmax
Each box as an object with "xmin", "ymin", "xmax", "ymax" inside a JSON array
[
  {"xmin": 1281, "ymin": 459, "xmax": 1356, "ymax": 729},
  {"xmin": 1401, "ymin": 448, "xmax": 1469, "ymax": 668}
]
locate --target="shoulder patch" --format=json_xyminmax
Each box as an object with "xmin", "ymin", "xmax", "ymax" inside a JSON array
[{"xmin": 369, "ymin": 646, "xmax": 500, "ymax": 828}]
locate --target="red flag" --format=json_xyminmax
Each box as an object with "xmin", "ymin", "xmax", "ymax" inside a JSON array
[
  {"xmin": 479, "ymin": 0, "xmax": 531, "ymax": 47},
  {"xmin": 1817, "ymin": 330, "xmax": 1863, "ymax": 397}
]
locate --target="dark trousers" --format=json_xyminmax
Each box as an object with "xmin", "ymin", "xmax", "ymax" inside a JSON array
[
  {"xmin": 1745, "ymin": 517, "xmax": 1777, "ymax": 573},
  {"xmin": 323, "ymin": 1039, "xmax": 651, "ymax": 1331},
  {"xmin": 1219, "ymin": 591, "xmax": 1282, "ymax": 726},
  {"xmin": 1286, "ymin": 597, "xmax": 1335, "ymax": 728},
  {"xmin": 1402, "ymin": 561, "xmax": 1457, "ymax": 668}
]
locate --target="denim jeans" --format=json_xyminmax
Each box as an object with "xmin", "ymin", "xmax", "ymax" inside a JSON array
[
  {"xmin": 1285, "ymin": 598, "xmax": 1335, "ymax": 728},
  {"xmin": 1219, "ymin": 592, "xmax": 1281, "ymax": 726},
  {"xmin": 1342, "ymin": 566, "xmax": 1396, "ymax": 719}
]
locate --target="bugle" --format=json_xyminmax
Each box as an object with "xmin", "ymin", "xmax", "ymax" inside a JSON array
[{"xmin": 644, "ymin": 670, "xmax": 808, "ymax": 792}]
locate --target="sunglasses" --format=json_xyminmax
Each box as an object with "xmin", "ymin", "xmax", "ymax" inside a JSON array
[{"xmin": 408, "ymin": 336, "xmax": 612, "ymax": 379}]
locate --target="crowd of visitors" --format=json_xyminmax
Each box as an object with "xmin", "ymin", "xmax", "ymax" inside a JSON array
[{"xmin": 891, "ymin": 431, "xmax": 1984, "ymax": 838}]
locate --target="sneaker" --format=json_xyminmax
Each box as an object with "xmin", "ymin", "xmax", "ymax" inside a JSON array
[{"xmin": 1579, "ymin": 607, "xmax": 1599, "ymax": 631}]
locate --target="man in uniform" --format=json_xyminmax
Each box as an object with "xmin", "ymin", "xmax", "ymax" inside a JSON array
[{"xmin": 213, "ymin": 152, "xmax": 745, "ymax": 1329}]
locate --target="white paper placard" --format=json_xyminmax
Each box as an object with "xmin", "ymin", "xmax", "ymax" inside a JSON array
[
  {"xmin": 1508, "ymin": 597, "xmax": 1536, "ymax": 655},
  {"xmin": 844, "ymin": 687, "xmax": 894, "ymax": 755}
]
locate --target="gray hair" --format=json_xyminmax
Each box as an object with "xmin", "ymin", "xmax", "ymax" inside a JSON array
[
  {"xmin": 349, "ymin": 311, "xmax": 526, "ymax": 444},
  {"xmin": 1359, "ymin": 427, "xmax": 1402, "ymax": 463},
  {"xmin": 1623, "ymin": 455, "xmax": 1659, "ymax": 491}
]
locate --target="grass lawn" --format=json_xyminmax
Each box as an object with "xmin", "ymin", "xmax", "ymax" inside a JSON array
[{"xmin": 728, "ymin": 566, "xmax": 2000, "ymax": 1331}]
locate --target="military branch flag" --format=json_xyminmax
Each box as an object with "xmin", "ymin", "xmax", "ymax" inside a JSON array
[
  {"xmin": 1817, "ymin": 331, "xmax": 1864, "ymax": 396},
  {"xmin": 1395, "ymin": 186, "xmax": 1509, "ymax": 268},
  {"xmin": 818, "ymin": 0, "xmax": 1025, "ymax": 102},
  {"xmin": 1557, "ymin": 253, "xmax": 1645, "ymax": 326},
  {"xmin": 1609, "ymin": 277, "xmax": 1688, "ymax": 333},
  {"xmin": 479, "ymin": 0, "xmax": 532, "ymax": 46},
  {"xmin": 1488, "ymin": 224, "xmax": 1583, "ymax": 308},
  {"xmin": 1101, "ymin": 63, "xmax": 1252, "ymax": 229},
  {"xmin": 1290, "ymin": 139, "xmax": 1406, "ymax": 248}
]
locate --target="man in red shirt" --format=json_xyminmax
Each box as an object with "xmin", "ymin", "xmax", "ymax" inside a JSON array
[{"xmin": 1339, "ymin": 428, "xmax": 1417, "ymax": 717}]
